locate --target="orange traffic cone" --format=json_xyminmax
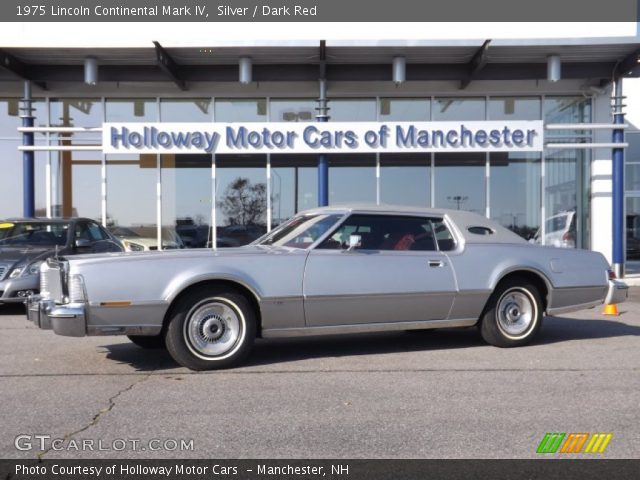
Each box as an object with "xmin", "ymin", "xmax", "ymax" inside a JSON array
[{"xmin": 603, "ymin": 304, "xmax": 619, "ymax": 316}]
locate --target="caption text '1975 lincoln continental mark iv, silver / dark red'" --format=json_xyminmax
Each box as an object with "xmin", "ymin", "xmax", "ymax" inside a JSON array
[{"xmin": 26, "ymin": 205, "xmax": 628, "ymax": 370}]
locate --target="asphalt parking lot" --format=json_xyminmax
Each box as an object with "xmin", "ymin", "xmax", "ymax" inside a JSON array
[{"xmin": 0, "ymin": 291, "xmax": 639, "ymax": 459}]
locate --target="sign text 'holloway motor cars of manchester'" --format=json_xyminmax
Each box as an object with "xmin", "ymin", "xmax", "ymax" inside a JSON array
[{"xmin": 102, "ymin": 121, "xmax": 544, "ymax": 154}]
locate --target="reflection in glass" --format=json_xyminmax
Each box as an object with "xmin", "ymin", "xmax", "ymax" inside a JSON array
[
  {"xmin": 215, "ymin": 99, "xmax": 267, "ymax": 122},
  {"xmin": 270, "ymin": 99, "xmax": 315, "ymax": 122},
  {"xmin": 544, "ymin": 96, "xmax": 592, "ymax": 141},
  {"xmin": 434, "ymin": 153, "xmax": 485, "ymax": 214},
  {"xmin": 328, "ymin": 155, "xmax": 376, "ymax": 204},
  {"xmin": 379, "ymin": 98, "xmax": 430, "ymax": 121},
  {"xmin": 271, "ymin": 155, "xmax": 317, "ymax": 227},
  {"xmin": 161, "ymin": 99, "xmax": 212, "ymax": 122},
  {"xmin": 330, "ymin": 99, "xmax": 376, "ymax": 121},
  {"xmin": 544, "ymin": 150, "xmax": 582, "ymax": 249},
  {"xmin": 625, "ymin": 133, "xmax": 640, "ymax": 191},
  {"xmin": 216, "ymin": 156, "xmax": 267, "ymax": 246},
  {"xmin": 105, "ymin": 100, "xmax": 158, "ymax": 234},
  {"xmin": 490, "ymin": 153, "xmax": 540, "ymax": 240},
  {"xmin": 49, "ymin": 99, "xmax": 103, "ymax": 219},
  {"xmin": 106, "ymin": 154, "xmax": 157, "ymax": 232},
  {"xmin": 380, "ymin": 154, "xmax": 430, "ymax": 207},
  {"xmin": 626, "ymin": 197, "xmax": 640, "ymax": 261},
  {"xmin": 0, "ymin": 140, "xmax": 23, "ymax": 218},
  {"xmin": 433, "ymin": 98, "xmax": 485, "ymax": 121},
  {"xmin": 160, "ymin": 100, "xmax": 213, "ymax": 248},
  {"xmin": 488, "ymin": 97, "xmax": 541, "ymax": 120}
]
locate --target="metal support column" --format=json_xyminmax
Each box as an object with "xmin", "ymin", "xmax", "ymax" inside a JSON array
[
  {"xmin": 316, "ymin": 78, "xmax": 330, "ymax": 207},
  {"xmin": 612, "ymin": 78, "xmax": 625, "ymax": 278},
  {"xmin": 316, "ymin": 42, "xmax": 330, "ymax": 207},
  {"xmin": 21, "ymin": 81, "xmax": 35, "ymax": 217}
]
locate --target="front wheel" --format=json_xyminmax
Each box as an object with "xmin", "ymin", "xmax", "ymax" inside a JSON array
[
  {"xmin": 479, "ymin": 278, "xmax": 543, "ymax": 347},
  {"xmin": 164, "ymin": 287, "xmax": 256, "ymax": 370}
]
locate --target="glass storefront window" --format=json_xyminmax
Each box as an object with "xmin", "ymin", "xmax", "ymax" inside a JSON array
[
  {"xmin": 488, "ymin": 97, "xmax": 541, "ymax": 120},
  {"xmin": 271, "ymin": 155, "xmax": 317, "ymax": 227},
  {"xmin": 490, "ymin": 153, "xmax": 541, "ymax": 240},
  {"xmin": 215, "ymin": 99, "xmax": 267, "ymax": 122},
  {"xmin": 161, "ymin": 98, "xmax": 212, "ymax": 122},
  {"xmin": 626, "ymin": 197, "xmax": 640, "ymax": 262},
  {"xmin": 379, "ymin": 98, "xmax": 430, "ymax": 121},
  {"xmin": 380, "ymin": 154, "xmax": 430, "ymax": 207},
  {"xmin": 433, "ymin": 98, "xmax": 485, "ymax": 121},
  {"xmin": 216, "ymin": 156, "xmax": 267, "ymax": 246},
  {"xmin": 328, "ymin": 154, "xmax": 376, "ymax": 204},
  {"xmin": 49, "ymin": 99, "xmax": 103, "ymax": 219},
  {"xmin": 544, "ymin": 96, "xmax": 592, "ymax": 141},
  {"xmin": 434, "ymin": 153, "xmax": 485, "ymax": 214},
  {"xmin": 330, "ymin": 99, "xmax": 376, "ymax": 121},
  {"xmin": 270, "ymin": 99, "xmax": 315, "ymax": 122},
  {"xmin": 625, "ymin": 133, "xmax": 640, "ymax": 192},
  {"xmin": 105, "ymin": 99, "xmax": 158, "ymax": 240},
  {"xmin": 160, "ymin": 100, "xmax": 213, "ymax": 248},
  {"xmin": 544, "ymin": 149, "xmax": 586, "ymax": 249}
]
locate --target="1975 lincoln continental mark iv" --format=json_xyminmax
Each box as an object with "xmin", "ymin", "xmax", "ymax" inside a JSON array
[{"xmin": 27, "ymin": 205, "xmax": 628, "ymax": 370}]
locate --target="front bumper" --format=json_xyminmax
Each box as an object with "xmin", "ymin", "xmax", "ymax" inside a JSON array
[
  {"xmin": 604, "ymin": 279, "xmax": 629, "ymax": 306},
  {"xmin": 26, "ymin": 295, "xmax": 86, "ymax": 337},
  {"xmin": 0, "ymin": 275, "xmax": 39, "ymax": 303}
]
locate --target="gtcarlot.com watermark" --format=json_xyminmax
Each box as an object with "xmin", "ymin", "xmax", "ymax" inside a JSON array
[{"xmin": 15, "ymin": 434, "xmax": 194, "ymax": 452}]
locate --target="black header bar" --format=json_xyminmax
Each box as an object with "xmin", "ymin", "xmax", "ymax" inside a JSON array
[{"xmin": 0, "ymin": 0, "xmax": 637, "ymax": 22}]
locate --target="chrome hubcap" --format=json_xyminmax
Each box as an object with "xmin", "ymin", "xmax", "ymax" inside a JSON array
[
  {"xmin": 185, "ymin": 300, "xmax": 242, "ymax": 358},
  {"xmin": 496, "ymin": 289, "xmax": 535, "ymax": 337}
]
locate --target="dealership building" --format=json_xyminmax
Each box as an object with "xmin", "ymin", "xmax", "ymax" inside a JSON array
[{"xmin": 1, "ymin": 29, "xmax": 639, "ymax": 274}]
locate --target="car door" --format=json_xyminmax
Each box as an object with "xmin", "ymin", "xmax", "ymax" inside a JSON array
[{"xmin": 303, "ymin": 213, "xmax": 457, "ymax": 327}]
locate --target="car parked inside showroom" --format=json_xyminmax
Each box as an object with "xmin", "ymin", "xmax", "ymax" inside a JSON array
[
  {"xmin": 26, "ymin": 205, "xmax": 628, "ymax": 370},
  {"xmin": 0, "ymin": 218, "xmax": 123, "ymax": 304}
]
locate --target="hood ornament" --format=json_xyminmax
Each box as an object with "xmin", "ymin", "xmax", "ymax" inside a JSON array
[{"xmin": 54, "ymin": 244, "xmax": 59, "ymax": 260}]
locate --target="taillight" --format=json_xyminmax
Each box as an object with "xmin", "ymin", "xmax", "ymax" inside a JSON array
[{"xmin": 608, "ymin": 269, "xmax": 617, "ymax": 280}]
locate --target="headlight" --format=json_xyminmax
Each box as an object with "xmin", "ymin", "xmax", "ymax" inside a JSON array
[
  {"xmin": 124, "ymin": 240, "xmax": 144, "ymax": 252},
  {"xmin": 9, "ymin": 266, "xmax": 24, "ymax": 278},
  {"xmin": 26, "ymin": 261, "xmax": 43, "ymax": 276}
]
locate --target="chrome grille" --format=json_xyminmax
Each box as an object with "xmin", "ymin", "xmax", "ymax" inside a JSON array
[{"xmin": 0, "ymin": 266, "xmax": 6, "ymax": 280}]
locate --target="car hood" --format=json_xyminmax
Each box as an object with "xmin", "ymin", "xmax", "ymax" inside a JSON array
[
  {"xmin": 0, "ymin": 246, "xmax": 57, "ymax": 270},
  {"xmin": 65, "ymin": 244, "xmax": 299, "ymax": 267}
]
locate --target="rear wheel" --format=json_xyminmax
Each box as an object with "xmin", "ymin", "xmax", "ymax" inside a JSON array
[
  {"xmin": 164, "ymin": 287, "xmax": 256, "ymax": 370},
  {"xmin": 127, "ymin": 334, "xmax": 165, "ymax": 349},
  {"xmin": 480, "ymin": 278, "xmax": 543, "ymax": 347}
]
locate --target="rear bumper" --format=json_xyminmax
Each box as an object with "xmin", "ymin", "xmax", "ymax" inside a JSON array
[
  {"xmin": 26, "ymin": 295, "xmax": 86, "ymax": 337},
  {"xmin": 605, "ymin": 279, "xmax": 628, "ymax": 305}
]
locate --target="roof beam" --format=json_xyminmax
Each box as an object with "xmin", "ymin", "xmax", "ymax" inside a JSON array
[
  {"xmin": 460, "ymin": 39, "xmax": 491, "ymax": 89},
  {"xmin": 152, "ymin": 41, "xmax": 187, "ymax": 91},
  {"xmin": 0, "ymin": 49, "xmax": 46, "ymax": 90}
]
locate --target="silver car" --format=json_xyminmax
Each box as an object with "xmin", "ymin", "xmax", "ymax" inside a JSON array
[{"xmin": 26, "ymin": 205, "xmax": 628, "ymax": 370}]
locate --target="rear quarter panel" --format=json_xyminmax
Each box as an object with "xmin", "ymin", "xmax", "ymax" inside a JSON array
[{"xmin": 447, "ymin": 244, "xmax": 609, "ymax": 319}]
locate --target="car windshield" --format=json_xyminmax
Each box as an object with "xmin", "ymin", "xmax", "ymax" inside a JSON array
[
  {"xmin": 0, "ymin": 222, "xmax": 69, "ymax": 246},
  {"xmin": 256, "ymin": 214, "xmax": 343, "ymax": 248}
]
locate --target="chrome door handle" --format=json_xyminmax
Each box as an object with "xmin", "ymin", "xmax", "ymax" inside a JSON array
[{"xmin": 428, "ymin": 260, "xmax": 445, "ymax": 268}]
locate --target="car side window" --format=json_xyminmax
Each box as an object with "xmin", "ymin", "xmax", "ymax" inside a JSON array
[
  {"xmin": 74, "ymin": 222, "xmax": 92, "ymax": 241},
  {"xmin": 432, "ymin": 220, "xmax": 456, "ymax": 251},
  {"xmin": 88, "ymin": 222, "xmax": 108, "ymax": 241},
  {"xmin": 317, "ymin": 214, "xmax": 438, "ymax": 251}
]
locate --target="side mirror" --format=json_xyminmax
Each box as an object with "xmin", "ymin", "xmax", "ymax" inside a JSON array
[
  {"xmin": 347, "ymin": 234, "xmax": 361, "ymax": 251},
  {"xmin": 75, "ymin": 238, "xmax": 91, "ymax": 249}
]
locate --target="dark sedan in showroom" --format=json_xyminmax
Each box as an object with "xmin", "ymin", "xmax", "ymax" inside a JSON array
[{"xmin": 0, "ymin": 218, "xmax": 123, "ymax": 304}]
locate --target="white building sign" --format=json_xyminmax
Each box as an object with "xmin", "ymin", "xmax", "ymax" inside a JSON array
[{"xmin": 103, "ymin": 121, "xmax": 544, "ymax": 154}]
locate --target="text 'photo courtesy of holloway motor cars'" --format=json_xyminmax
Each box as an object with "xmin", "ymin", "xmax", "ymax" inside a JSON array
[{"xmin": 25, "ymin": 205, "xmax": 628, "ymax": 370}]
